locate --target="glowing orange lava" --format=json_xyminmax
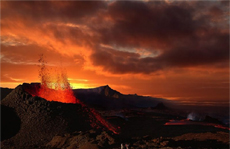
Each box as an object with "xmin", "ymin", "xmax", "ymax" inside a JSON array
[
  {"xmin": 37, "ymin": 55, "xmax": 78, "ymax": 103},
  {"xmin": 38, "ymin": 86, "xmax": 77, "ymax": 103}
]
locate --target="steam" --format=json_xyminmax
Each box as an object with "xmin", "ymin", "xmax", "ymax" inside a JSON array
[{"xmin": 187, "ymin": 112, "xmax": 203, "ymax": 121}]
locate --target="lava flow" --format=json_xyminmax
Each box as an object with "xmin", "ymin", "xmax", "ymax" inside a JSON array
[
  {"xmin": 25, "ymin": 55, "xmax": 120, "ymax": 134},
  {"xmin": 164, "ymin": 119, "xmax": 230, "ymax": 130}
]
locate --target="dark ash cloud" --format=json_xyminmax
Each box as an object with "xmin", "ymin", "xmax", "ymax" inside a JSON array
[{"xmin": 1, "ymin": 1, "xmax": 107, "ymax": 24}]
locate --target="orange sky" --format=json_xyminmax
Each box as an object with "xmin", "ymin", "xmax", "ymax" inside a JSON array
[{"xmin": 0, "ymin": 1, "xmax": 229, "ymax": 103}]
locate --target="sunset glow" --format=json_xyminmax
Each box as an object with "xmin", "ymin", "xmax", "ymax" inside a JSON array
[{"xmin": 1, "ymin": 1, "xmax": 229, "ymax": 105}]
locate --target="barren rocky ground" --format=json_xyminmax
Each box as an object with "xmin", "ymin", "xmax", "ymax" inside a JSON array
[{"xmin": 1, "ymin": 84, "xmax": 229, "ymax": 149}]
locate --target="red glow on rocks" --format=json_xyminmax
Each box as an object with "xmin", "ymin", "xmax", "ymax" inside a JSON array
[
  {"xmin": 89, "ymin": 108, "xmax": 120, "ymax": 134},
  {"xmin": 38, "ymin": 86, "xmax": 77, "ymax": 104}
]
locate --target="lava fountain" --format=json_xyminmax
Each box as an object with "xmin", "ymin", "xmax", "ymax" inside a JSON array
[
  {"xmin": 37, "ymin": 55, "xmax": 77, "ymax": 103},
  {"xmin": 25, "ymin": 55, "xmax": 120, "ymax": 134}
]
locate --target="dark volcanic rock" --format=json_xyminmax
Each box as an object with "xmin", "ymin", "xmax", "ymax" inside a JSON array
[
  {"xmin": 1, "ymin": 105, "xmax": 21, "ymax": 141},
  {"xmin": 46, "ymin": 130, "xmax": 116, "ymax": 149},
  {"xmin": 0, "ymin": 87, "xmax": 13, "ymax": 100},
  {"xmin": 46, "ymin": 131, "xmax": 99, "ymax": 149},
  {"xmin": 203, "ymin": 115, "xmax": 223, "ymax": 125},
  {"xmin": 0, "ymin": 84, "xmax": 93, "ymax": 148},
  {"xmin": 96, "ymin": 131, "xmax": 115, "ymax": 147},
  {"xmin": 151, "ymin": 102, "xmax": 167, "ymax": 110}
]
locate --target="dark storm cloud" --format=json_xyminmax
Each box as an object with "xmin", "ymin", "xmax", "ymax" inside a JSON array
[
  {"xmin": 90, "ymin": 1, "xmax": 229, "ymax": 74},
  {"xmin": 1, "ymin": 1, "xmax": 229, "ymax": 74},
  {"xmin": 1, "ymin": 1, "xmax": 107, "ymax": 47},
  {"xmin": 91, "ymin": 47, "xmax": 163, "ymax": 74},
  {"xmin": 43, "ymin": 23, "xmax": 96, "ymax": 47},
  {"xmin": 1, "ymin": 1, "xmax": 106, "ymax": 21},
  {"xmin": 98, "ymin": 1, "xmax": 197, "ymax": 49},
  {"xmin": 158, "ymin": 33, "xmax": 229, "ymax": 66},
  {"xmin": 209, "ymin": 6, "xmax": 224, "ymax": 17},
  {"xmin": 90, "ymin": 47, "xmax": 154, "ymax": 74}
]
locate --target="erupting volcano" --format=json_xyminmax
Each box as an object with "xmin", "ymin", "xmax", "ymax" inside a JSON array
[
  {"xmin": 37, "ymin": 55, "xmax": 78, "ymax": 104},
  {"xmin": 25, "ymin": 55, "xmax": 120, "ymax": 134}
]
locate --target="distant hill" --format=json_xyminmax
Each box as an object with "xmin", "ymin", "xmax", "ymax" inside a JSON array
[
  {"xmin": 76, "ymin": 85, "xmax": 122, "ymax": 98},
  {"xmin": 73, "ymin": 85, "xmax": 171, "ymax": 110}
]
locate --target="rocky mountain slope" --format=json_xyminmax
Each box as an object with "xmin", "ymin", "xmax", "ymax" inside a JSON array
[
  {"xmin": 1, "ymin": 83, "xmax": 229, "ymax": 149},
  {"xmin": 1, "ymin": 84, "xmax": 96, "ymax": 148}
]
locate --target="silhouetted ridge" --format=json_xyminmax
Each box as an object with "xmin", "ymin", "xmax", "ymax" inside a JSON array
[
  {"xmin": 151, "ymin": 102, "xmax": 167, "ymax": 110},
  {"xmin": 203, "ymin": 116, "xmax": 223, "ymax": 125},
  {"xmin": 75, "ymin": 85, "xmax": 122, "ymax": 98}
]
